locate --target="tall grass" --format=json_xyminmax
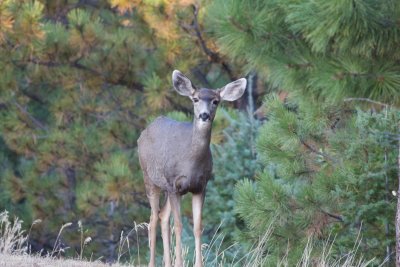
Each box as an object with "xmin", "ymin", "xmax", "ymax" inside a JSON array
[
  {"xmin": 0, "ymin": 210, "xmax": 121, "ymax": 267},
  {"xmin": 151, "ymin": 219, "xmax": 375, "ymax": 267},
  {"xmin": 0, "ymin": 211, "xmax": 29, "ymax": 255},
  {"xmin": 117, "ymin": 221, "xmax": 148, "ymax": 266},
  {"xmin": 0, "ymin": 210, "xmax": 377, "ymax": 266},
  {"xmin": 196, "ymin": 221, "xmax": 375, "ymax": 267}
]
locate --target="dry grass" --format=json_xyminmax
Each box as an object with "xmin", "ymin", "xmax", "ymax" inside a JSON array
[
  {"xmin": 0, "ymin": 210, "xmax": 141, "ymax": 266},
  {"xmin": 0, "ymin": 254, "xmax": 128, "ymax": 267},
  {"xmin": 200, "ymin": 221, "xmax": 375, "ymax": 267},
  {"xmin": 0, "ymin": 211, "xmax": 29, "ymax": 255},
  {"xmin": 0, "ymin": 210, "xmax": 376, "ymax": 267}
]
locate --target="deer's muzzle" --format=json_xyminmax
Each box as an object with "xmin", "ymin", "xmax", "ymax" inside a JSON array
[{"xmin": 199, "ymin": 113, "xmax": 210, "ymax": 121}]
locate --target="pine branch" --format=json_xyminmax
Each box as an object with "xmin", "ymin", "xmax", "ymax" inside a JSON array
[
  {"xmin": 18, "ymin": 89, "xmax": 46, "ymax": 105},
  {"xmin": 300, "ymin": 139, "xmax": 337, "ymax": 163},
  {"xmin": 104, "ymin": 88, "xmax": 144, "ymax": 129},
  {"xmin": 344, "ymin": 98, "xmax": 390, "ymax": 107},
  {"xmin": 71, "ymin": 60, "xmax": 144, "ymax": 92},
  {"xmin": 228, "ymin": 17, "xmax": 251, "ymax": 33},
  {"xmin": 165, "ymin": 95, "xmax": 192, "ymax": 114},
  {"xmin": 192, "ymin": 5, "xmax": 219, "ymax": 61},
  {"xmin": 320, "ymin": 209, "xmax": 343, "ymax": 222},
  {"xmin": 180, "ymin": 4, "xmax": 235, "ymax": 80},
  {"xmin": 16, "ymin": 58, "xmax": 144, "ymax": 92},
  {"xmin": 13, "ymin": 101, "xmax": 48, "ymax": 131},
  {"xmin": 191, "ymin": 66, "xmax": 212, "ymax": 88},
  {"xmin": 286, "ymin": 63, "xmax": 313, "ymax": 69},
  {"xmin": 43, "ymin": 0, "xmax": 105, "ymax": 23}
]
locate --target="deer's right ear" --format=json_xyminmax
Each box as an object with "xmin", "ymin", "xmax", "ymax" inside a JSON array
[
  {"xmin": 218, "ymin": 78, "xmax": 247, "ymax": 102},
  {"xmin": 172, "ymin": 70, "xmax": 196, "ymax": 96}
]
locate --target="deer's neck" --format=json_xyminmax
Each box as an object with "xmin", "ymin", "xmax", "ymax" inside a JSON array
[{"xmin": 190, "ymin": 119, "xmax": 212, "ymax": 159}]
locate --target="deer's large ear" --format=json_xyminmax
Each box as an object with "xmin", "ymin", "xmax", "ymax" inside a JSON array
[
  {"xmin": 172, "ymin": 70, "xmax": 196, "ymax": 96},
  {"xmin": 219, "ymin": 78, "xmax": 247, "ymax": 101}
]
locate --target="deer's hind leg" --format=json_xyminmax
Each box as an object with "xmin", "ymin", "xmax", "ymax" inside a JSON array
[
  {"xmin": 169, "ymin": 193, "xmax": 183, "ymax": 267},
  {"xmin": 145, "ymin": 178, "xmax": 161, "ymax": 267}
]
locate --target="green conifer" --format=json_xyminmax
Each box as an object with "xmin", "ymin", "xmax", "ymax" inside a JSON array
[{"xmin": 207, "ymin": 0, "xmax": 400, "ymax": 264}]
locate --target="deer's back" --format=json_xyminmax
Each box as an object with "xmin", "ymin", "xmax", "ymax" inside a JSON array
[{"xmin": 138, "ymin": 116, "xmax": 195, "ymax": 190}]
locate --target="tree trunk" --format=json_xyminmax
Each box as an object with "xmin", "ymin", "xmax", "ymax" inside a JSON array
[
  {"xmin": 236, "ymin": 72, "xmax": 257, "ymax": 111},
  {"xmin": 64, "ymin": 166, "xmax": 77, "ymax": 211},
  {"xmin": 396, "ymin": 126, "xmax": 400, "ymax": 267}
]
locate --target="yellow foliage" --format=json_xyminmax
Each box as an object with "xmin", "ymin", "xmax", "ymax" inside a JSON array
[
  {"xmin": 84, "ymin": 77, "xmax": 103, "ymax": 94},
  {"xmin": 121, "ymin": 19, "xmax": 133, "ymax": 27},
  {"xmin": 177, "ymin": 0, "xmax": 195, "ymax": 6},
  {"xmin": 6, "ymin": 175, "xmax": 25, "ymax": 203},
  {"xmin": 0, "ymin": 2, "xmax": 14, "ymax": 43},
  {"xmin": 164, "ymin": 0, "xmax": 195, "ymax": 16},
  {"xmin": 142, "ymin": 8, "xmax": 178, "ymax": 40},
  {"xmin": 148, "ymin": 96, "xmax": 169, "ymax": 110},
  {"xmin": 17, "ymin": 1, "xmax": 46, "ymax": 43},
  {"xmin": 69, "ymin": 28, "xmax": 84, "ymax": 48},
  {"xmin": 105, "ymin": 180, "xmax": 134, "ymax": 203},
  {"xmin": 60, "ymin": 72, "xmax": 79, "ymax": 91},
  {"xmin": 109, "ymin": 0, "xmax": 140, "ymax": 14},
  {"xmin": 145, "ymin": 90, "xmax": 170, "ymax": 110},
  {"xmin": 165, "ymin": 42, "xmax": 182, "ymax": 63},
  {"xmin": 82, "ymin": 24, "xmax": 98, "ymax": 46},
  {"xmin": 20, "ymin": 20, "xmax": 45, "ymax": 42},
  {"xmin": 136, "ymin": 0, "xmax": 196, "ymax": 41}
]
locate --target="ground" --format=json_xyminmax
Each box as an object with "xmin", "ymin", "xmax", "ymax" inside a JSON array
[{"xmin": 0, "ymin": 254, "xmax": 140, "ymax": 267}]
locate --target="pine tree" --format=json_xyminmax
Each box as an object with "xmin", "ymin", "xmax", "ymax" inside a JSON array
[
  {"xmin": 207, "ymin": 0, "xmax": 400, "ymax": 105},
  {"xmin": 204, "ymin": 109, "xmax": 261, "ymax": 242},
  {"xmin": 0, "ymin": 0, "xmax": 240, "ymax": 260},
  {"xmin": 207, "ymin": 0, "xmax": 400, "ymax": 264},
  {"xmin": 235, "ymin": 97, "xmax": 398, "ymax": 265}
]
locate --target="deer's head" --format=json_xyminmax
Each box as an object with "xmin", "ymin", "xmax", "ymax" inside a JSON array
[{"xmin": 172, "ymin": 70, "xmax": 247, "ymax": 125}]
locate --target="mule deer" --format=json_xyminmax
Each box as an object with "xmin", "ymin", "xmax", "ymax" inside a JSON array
[{"xmin": 138, "ymin": 70, "xmax": 246, "ymax": 267}]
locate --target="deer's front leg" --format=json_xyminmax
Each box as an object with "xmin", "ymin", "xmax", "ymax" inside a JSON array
[
  {"xmin": 192, "ymin": 192, "xmax": 205, "ymax": 267},
  {"xmin": 169, "ymin": 193, "xmax": 183, "ymax": 267}
]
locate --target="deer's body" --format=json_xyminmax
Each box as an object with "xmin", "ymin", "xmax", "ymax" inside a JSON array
[
  {"xmin": 138, "ymin": 116, "xmax": 212, "ymax": 195},
  {"xmin": 138, "ymin": 70, "xmax": 246, "ymax": 267}
]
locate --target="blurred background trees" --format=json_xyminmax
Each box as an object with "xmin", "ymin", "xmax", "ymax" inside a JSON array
[
  {"xmin": 0, "ymin": 0, "xmax": 399, "ymax": 265},
  {"xmin": 0, "ymin": 0, "xmax": 252, "ymax": 262}
]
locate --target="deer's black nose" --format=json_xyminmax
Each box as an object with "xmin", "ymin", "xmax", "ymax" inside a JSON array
[{"xmin": 199, "ymin": 113, "xmax": 210, "ymax": 121}]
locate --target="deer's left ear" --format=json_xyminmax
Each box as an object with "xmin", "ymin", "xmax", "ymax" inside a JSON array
[
  {"xmin": 172, "ymin": 70, "xmax": 196, "ymax": 96},
  {"xmin": 218, "ymin": 78, "xmax": 247, "ymax": 101}
]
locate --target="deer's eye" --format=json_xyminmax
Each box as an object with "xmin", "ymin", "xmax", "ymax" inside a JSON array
[
  {"xmin": 192, "ymin": 98, "xmax": 199, "ymax": 103},
  {"xmin": 212, "ymin": 100, "xmax": 219, "ymax": 105}
]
